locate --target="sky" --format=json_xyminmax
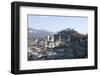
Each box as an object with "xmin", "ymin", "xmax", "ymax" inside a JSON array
[{"xmin": 28, "ymin": 15, "xmax": 88, "ymax": 34}]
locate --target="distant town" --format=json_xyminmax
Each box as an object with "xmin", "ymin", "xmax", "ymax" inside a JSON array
[{"xmin": 28, "ymin": 28, "xmax": 88, "ymax": 61}]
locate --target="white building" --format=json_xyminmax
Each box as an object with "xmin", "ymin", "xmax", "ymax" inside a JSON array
[{"xmin": 45, "ymin": 35, "xmax": 61, "ymax": 48}]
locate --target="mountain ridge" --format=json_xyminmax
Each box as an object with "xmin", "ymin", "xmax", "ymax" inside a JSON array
[{"xmin": 28, "ymin": 28, "xmax": 54, "ymax": 39}]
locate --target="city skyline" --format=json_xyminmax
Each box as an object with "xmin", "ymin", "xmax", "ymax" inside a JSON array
[{"xmin": 28, "ymin": 15, "xmax": 88, "ymax": 34}]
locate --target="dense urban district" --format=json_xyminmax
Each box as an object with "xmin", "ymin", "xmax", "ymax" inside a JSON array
[{"xmin": 28, "ymin": 28, "xmax": 88, "ymax": 61}]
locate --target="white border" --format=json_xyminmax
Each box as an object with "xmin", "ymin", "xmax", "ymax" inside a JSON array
[{"xmin": 20, "ymin": 6, "xmax": 95, "ymax": 70}]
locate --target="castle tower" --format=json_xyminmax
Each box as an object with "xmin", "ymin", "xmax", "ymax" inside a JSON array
[
  {"xmin": 68, "ymin": 35, "xmax": 70, "ymax": 42},
  {"xmin": 59, "ymin": 35, "xmax": 61, "ymax": 42},
  {"xmin": 58, "ymin": 35, "xmax": 61, "ymax": 44}
]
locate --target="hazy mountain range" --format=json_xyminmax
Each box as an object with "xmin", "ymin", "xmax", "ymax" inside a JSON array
[{"xmin": 28, "ymin": 28, "xmax": 53, "ymax": 39}]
